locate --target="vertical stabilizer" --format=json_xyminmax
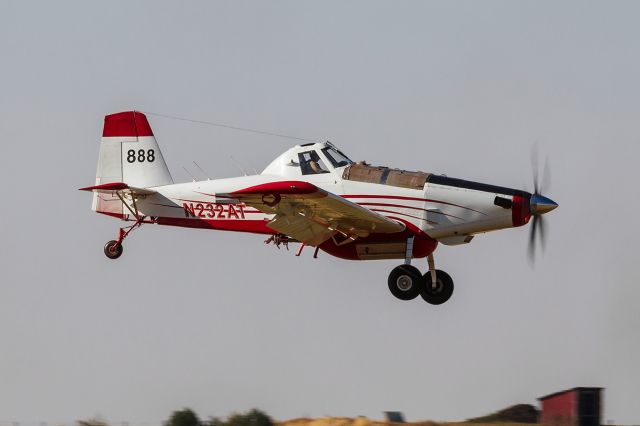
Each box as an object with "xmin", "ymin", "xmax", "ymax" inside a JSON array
[{"xmin": 93, "ymin": 111, "xmax": 173, "ymax": 214}]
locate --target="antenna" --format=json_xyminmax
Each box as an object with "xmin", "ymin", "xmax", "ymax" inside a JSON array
[
  {"xmin": 182, "ymin": 166, "xmax": 197, "ymax": 182},
  {"xmin": 230, "ymin": 156, "xmax": 248, "ymax": 176},
  {"xmin": 193, "ymin": 161, "xmax": 211, "ymax": 180},
  {"xmin": 143, "ymin": 110, "xmax": 320, "ymax": 143}
]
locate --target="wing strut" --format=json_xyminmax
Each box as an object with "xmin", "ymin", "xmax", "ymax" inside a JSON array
[{"xmin": 115, "ymin": 190, "xmax": 143, "ymax": 219}]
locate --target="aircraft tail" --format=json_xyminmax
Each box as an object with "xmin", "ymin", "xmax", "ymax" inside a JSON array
[{"xmin": 91, "ymin": 111, "xmax": 173, "ymax": 215}]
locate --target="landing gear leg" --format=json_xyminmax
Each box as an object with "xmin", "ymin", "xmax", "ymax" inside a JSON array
[
  {"xmin": 404, "ymin": 236, "xmax": 414, "ymax": 265},
  {"xmin": 420, "ymin": 253, "xmax": 454, "ymax": 305},
  {"xmin": 427, "ymin": 253, "xmax": 437, "ymax": 288},
  {"xmin": 103, "ymin": 216, "xmax": 145, "ymax": 260},
  {"xmin": 388, "ymin": 236, "xmax": 421, "ymax": 300}
]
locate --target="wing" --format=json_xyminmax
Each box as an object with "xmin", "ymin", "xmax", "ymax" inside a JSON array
[{"xmin": 226, "ymin": 181, "xmax": 405, "ymax": 246}]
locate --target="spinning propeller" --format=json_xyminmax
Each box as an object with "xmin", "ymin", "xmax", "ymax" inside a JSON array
[{"xmin": 527, "ymin": 147, "xmax": 558, "ymax": 263}]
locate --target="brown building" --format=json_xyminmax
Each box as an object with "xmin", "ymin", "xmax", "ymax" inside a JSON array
[{"xmin": 538, "ymin": 387, "xmax": 602, "ymax": 426}]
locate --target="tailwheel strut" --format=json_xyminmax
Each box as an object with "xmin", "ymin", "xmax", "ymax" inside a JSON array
[{"xmin": 104, "ymin": 215, "xmax": 145, "ymax": 260}]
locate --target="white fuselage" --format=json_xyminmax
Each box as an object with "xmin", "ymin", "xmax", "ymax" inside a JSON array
[{"xmin": 95, "ymin": 143, "xmax": 521, "ymax": 250}]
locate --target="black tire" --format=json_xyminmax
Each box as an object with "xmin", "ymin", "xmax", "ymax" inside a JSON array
[
  {"xmin": 421, "ymin": 269, "xmax": 454, "ymax": 305},
  {"xmin": 104, "ymin": 240, "xmax": 123, "ymax": 259},
  {"xmin": 388, "ymin": 265, "xmax": 423, "ymax": 301}
]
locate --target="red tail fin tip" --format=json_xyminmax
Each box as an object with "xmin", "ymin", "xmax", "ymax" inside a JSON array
[{"xmin": 102, "ymin": 111, "xmax": 153, "ymax": 137}]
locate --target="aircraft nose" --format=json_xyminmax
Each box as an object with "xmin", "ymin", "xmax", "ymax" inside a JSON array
[{"xmin": 530, "ymin": 194, "xmax": 558, "ymax": 215}]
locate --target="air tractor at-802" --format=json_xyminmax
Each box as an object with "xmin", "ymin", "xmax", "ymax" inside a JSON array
[{"xmin": 81, "ymin": 111, "xmax": 558, "ymax": 305}]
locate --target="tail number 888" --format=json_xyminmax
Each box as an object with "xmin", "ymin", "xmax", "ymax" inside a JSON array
[{"xmin": 127, "ymin": 149, "xmax": 155, "ymax": 163}]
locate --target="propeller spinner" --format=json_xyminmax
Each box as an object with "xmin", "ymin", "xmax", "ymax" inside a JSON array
[{"xmin": 527, "ymin": 148, "xmax": 558, "ymax": 263}]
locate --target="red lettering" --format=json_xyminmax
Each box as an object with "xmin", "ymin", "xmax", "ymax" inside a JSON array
[
  {"xmin": 215, "ymin": 204, "xmax": 225, "ymax": 219},
  {"xmin": 227, "ymin": 204, "xmax": 239, "ymax": 219},
  {"xmin": 183, "ymin": 202, "xmax": 195, "ymax": 218},
  {"xmin": 195, "ymin": 203, "xmax": 205, "ymax": 218},
  {"xmin": 205, "ymin": 203, "xmax": 215, "ymax": 218},
  {"xmin": 183, "ymin": 202, "xmax": 247, "ymax": 220}
]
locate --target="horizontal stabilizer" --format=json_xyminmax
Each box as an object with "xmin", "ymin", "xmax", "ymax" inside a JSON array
[{"xmin": 78, "ymin": 182, "xmax": 156, "ymax": 195}]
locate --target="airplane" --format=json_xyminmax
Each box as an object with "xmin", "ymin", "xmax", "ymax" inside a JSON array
[{"xmin": 80, "ymin": 111, "xmax": 558, "ymax": 305}]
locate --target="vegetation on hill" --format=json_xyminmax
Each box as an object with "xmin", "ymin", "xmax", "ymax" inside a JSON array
[
  {"xmin": 77, "ymin": 418, "xmax": 109, "ymax": 426},
  {"xmin": 167, "ymin": 409, "xmax": 201, "ymax": 426},
  {"xmin": 211, "ymin": 409, "xmax": 274, "ymax": 426},
  {"xmin": 466, "ymin": 404, "xmax": 539, "ymax": 423},
  {"xmin": 163, "ymin": 408, "xmax": 274, "ymax": 426}
]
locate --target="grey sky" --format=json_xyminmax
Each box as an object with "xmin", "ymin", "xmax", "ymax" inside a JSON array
[{"xmin": 1, "ymin": 1, "xmax": 638, "ymax": 424}]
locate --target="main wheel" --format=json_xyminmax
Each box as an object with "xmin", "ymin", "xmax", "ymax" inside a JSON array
[
  {"xmin": 104, "ymin": 240, "xmax": 123, "ymax": 259},
  {"xmin": 421, "ymin": 269, "xmax": 454, "ymax": 305},
  {"xmin": 388, "ymin": 265, "xmax": 423, "ymax": 301}
]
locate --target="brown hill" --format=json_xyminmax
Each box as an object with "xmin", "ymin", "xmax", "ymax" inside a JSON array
[{"xmin": 278, "ymin": 417, "xmax": 535, "ymax": 426}]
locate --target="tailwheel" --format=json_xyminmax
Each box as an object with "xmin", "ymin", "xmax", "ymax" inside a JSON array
[
  {"xmin": 388, "ymin": 265, "xmax": 423, "ymax": 301},
  {"xmin": 421, "ymin": 270, "xmax": 454, "ymax": 305},
  {"xmin": 104, "ymin": 240, "xmax": 123, "ymax": 260}
]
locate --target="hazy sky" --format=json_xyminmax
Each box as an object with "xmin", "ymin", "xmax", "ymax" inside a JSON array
[{"xmin": 1, "ymin": 1, "xmax": 638, "ymax": 425}]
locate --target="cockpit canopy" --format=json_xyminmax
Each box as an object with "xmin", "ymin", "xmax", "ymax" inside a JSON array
[
  {"xmin": 261, "ymin": 141, "xmax": 354, "ymax": 177},
  {"xmin": 298, "ymin": 143, "xmax": 354, "ymax": 175},
  {"xmin": 262, "ymin": 141, "xmax": 429, "ymax": 190}
]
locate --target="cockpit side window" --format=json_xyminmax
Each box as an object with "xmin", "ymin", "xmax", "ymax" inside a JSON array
[
  {"xmin": 298, "ymin": 151, "xmax": 330, "ymax": 175},
  {"xmin": 321, "ymin": 146, "xmax": 353, "ymax": 168}
]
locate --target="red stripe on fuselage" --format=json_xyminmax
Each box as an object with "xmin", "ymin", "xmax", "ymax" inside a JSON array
[
  {"xmin": 157, "ymin": 217, "xmax": 273, "ymax": 234},
  {"xmin": 356, "ymin": 202, "xmax": 464, "ymax": 220},
  {"xmin": 97, "ymin": 211, "xmax": 268, "ymax": 231},
  {"xmin": 369, "ymin": 208, "xmax": 438, "ymax": 225},
  {"xmin": 98, "ymin": 211, "xmax": 127, "ymax": 220},
  {"xmin": 342, "ymin": 194, "xmax": 485, "ymax": 214},
  {"xmin": 97, "ymin": 211, "xmax": 272, "ymax": 233},
  {"xmin": 382, "ymin": 216, "xmax": 430, "ymax": 237}
]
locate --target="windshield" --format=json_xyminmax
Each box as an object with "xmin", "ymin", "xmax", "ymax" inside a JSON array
[
  {"xmin": 322, "ymin": 146, "xmax": 354, "ymax": 168},
  {"xmin": 298, "ymin": 150, "xmax": 330, "ymax": 175}
]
